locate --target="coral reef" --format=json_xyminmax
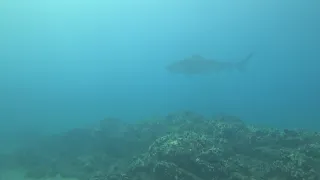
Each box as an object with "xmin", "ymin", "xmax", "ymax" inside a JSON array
[{"xmin": 4, "ymin": 111, "xmax": 320, "ymax": 180}]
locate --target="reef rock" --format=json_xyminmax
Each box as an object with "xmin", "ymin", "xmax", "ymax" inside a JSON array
[{"xmin": 4, "ymin": 111, "xmax": 320, "ymax": 180}]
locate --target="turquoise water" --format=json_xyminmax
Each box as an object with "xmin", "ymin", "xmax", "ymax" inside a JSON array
[{"xmin": 0, "ymin": 0, "xmax": 319, "ymax": 148}]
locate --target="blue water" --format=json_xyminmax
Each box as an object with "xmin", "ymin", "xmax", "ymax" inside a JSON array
[{"xmin": 0, "ymin": 0, "xmax": 319, "ymax": 148}]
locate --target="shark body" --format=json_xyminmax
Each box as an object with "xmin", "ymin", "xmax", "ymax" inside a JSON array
[{"xmin": 166, "ymin": 53, "xmax": 254, "ymax": 75}]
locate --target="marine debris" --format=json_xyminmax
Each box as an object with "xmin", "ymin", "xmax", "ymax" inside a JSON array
[{"xmin": 2, "ymin": 111, "xmax": 320, "ymax": 180}]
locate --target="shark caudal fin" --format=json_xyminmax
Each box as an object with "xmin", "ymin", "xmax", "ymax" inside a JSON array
[{"xmin": 236, "ymin": 52, "xmax": 254, "ymax": 72}]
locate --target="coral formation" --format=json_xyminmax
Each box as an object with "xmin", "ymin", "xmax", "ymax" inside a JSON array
[{"xmin": 2, "ymin": 111, "xmax": 320, "ymax": 180}]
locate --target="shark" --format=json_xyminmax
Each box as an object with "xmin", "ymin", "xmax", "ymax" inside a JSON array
[{"xmin": 166, "ymin": 53, "xmax": 254, "ymax": 75}]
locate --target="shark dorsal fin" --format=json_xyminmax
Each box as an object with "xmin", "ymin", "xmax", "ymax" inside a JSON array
[{"xmin": 191, "ymin": 54, "xmax": 205, "ymax": 60}]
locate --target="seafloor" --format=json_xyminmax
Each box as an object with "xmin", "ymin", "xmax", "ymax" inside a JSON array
[
  {"xmin": 0, "ymin": 169, "xmax": 77, "ymax": 180},
  {"xmin": 1, "ymin": 111, "xmax": 320, "ymax": 180}
]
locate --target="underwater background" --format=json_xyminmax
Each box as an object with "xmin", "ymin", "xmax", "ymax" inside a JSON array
[{"xmin": 0, "ymin": 0, "xmax": 319, "ymax": 154}]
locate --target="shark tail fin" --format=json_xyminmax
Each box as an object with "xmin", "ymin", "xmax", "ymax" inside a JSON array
[{"xmin": 236, "ymin": 52, "xmax": 254, "ymax": 72}]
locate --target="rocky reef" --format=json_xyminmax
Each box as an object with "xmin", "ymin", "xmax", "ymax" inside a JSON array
[{"xmin": 3, "ymin": 111, "xmax": 320, "ymax": 180}]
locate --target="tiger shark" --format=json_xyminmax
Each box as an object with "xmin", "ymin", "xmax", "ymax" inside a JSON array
[{"xmin": 166, "ymin": 53, "xmax": 254, "ymax": 75}]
